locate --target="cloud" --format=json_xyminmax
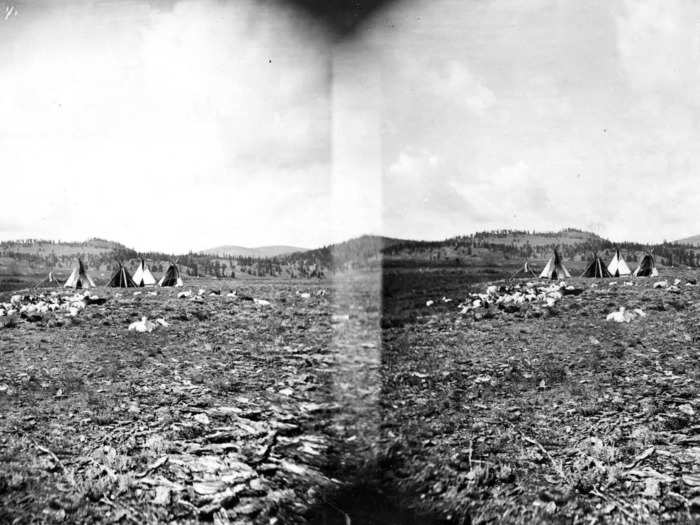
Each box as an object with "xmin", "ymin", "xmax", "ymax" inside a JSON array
[
  {"xmin": 616, "ymin": 0, "xmax": 700, "ymax": 107},
  {"xmin": 452, "ymin": 161, "xmax": 561, "ymax": 230},
  {"xmin": 384, "ymin": 150, "xmax": 484, "ymax": 239},
  {"xmin": 0, "ymin": 219, "xmax": 22, "ymax": 234},
  {"xmin": 0, "ymin": 0, "xmax": 333, "ymax": 252},
  {"xmin": 364, "ymin": 0, "xmax": 700, "ymax": 243},
  {"xmin": 427, "ymin": 60, "xmax": 497, "ymax": 116}
]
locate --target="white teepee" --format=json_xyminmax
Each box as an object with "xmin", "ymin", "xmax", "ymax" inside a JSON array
[
  {"xmin": 64, "ymin": 259, "xmax": 96, "ymax": 289},
  {"xmin": 607, "ymin": 249, "xmax": 631, "ymax": 277},
  {"xmin": 132, "ymin": 259, "xmax": 156, "ymax": 287},
  {"xmin": 539, "ymin": 250, "xmax": 571, "ymax": 280}
]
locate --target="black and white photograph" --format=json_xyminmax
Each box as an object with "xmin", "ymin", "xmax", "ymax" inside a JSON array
[{"xmin": 1, "ymin": 0, "xmax": 699, "ymax": 523}]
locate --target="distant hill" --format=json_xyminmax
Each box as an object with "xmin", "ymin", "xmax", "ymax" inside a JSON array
[
  {"xmin": 2, "ymin": 230, "xmax": 700, "ymax": 289},
  {"xmin": 382, "ymin": 228, "xmax": 700, "ymax": 270},
  {"xmin": 469, "ymin": 229, "xmax": 603, "ymax": 247},
  {"xmin": 675, "ymin": 235, "xmax": 700, "ymax": 247},
  {"xmin": 275, "ymin": 235, "xmax": 411, "ymax": 272},
  {"xmin": 0, "ymin": 238, "xmax": 138, "ymax": 279},
  {"xmin": 0, "ymin": 238, "xmax": 126, "ymax": 256},
  {"xmin": 200, "ymin": 245, "xmax": 307, "ymax": 258}
]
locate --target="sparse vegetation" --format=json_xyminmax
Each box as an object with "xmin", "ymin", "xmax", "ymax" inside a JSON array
[
  {"xmin": 2, "ymin": 231, "xmax": 700, "ymax": 292},
  {"xmin": 379, "ymin": 267, "xmax": 700, "ymax": 523}
]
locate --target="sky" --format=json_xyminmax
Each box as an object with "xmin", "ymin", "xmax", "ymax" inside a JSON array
[
  {"xmin": 1, "ymin": 0, "xmax": 699, "ymax": 252},
  {"xmin": 0, "ymin": 0, "xmax": 338, "ymax": 252},
  {"xmin": 368, "ymin": 0, "xmax": 700, "ymax": 244}
]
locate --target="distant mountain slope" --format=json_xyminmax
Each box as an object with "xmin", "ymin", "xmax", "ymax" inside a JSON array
[
  {"xmin": 0, "ymin": 238, "xmax": 127, "ymax": 256},
  {"xmin": 0, "ymin": 238, "xmax": 138, "ymax": 277},
  {"xmin": 200, "ymin": 245, "xmax": 307, "ymax": 257},
  {"xmin": 2, "ymin": 229, "xmax": 700, "ymax": 284},
  {"xmin": 276, "ymin": 235, "xmax": 411, "ymax": 271},
  {"xmin": 675, "ymin": 235, "xmax": 700, "ymax": 246},
  {"xmin": 383, "ymin": 228, "xmax": 700, "ymax": 269},
  {"xmin": 470, "ymin": 228, "xmax": 604, "ymax": 247}
]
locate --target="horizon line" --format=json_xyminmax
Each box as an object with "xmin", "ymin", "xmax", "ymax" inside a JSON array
[{"xmin": 0, "ymin": 227, "xmax": 696, "ymax": 254}]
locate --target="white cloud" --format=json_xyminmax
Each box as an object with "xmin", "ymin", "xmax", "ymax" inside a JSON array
[
  {"xmin": 388, "ymin": 150, "xmax": 439, "ymax": 178},
  {"xmin": 4, "ymin": 0, "xmax": 700, "ymax": 250},
  {"xmin": 0, "ymin": 0, "xmax": 332, "ymax": 252},
  {"xmin": 383, "ymin": 149, "xmax": 479, "ymax": 239},
  {"xmin": 365, "ymin": 0, "xmax": 700, "ymax": 243},
  {"xmin": 428, "ymin": 60, "xmax": 497, "ymax": 116},
  {"xmin": 616, "ymin": 0, "xmax": 700, "ymax": 106}
]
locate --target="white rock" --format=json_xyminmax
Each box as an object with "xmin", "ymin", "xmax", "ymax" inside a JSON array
[
  {"xmin": 606, "ymin": 307, "xmax": 628, "ymax": 323},
  {"xmin": 193, "ymin": 413, "xmax": 211, "ymax": 425},
  {"xmin": 128, "ymin": 316, "xmax": 157, "ymax": 333},
  {"xmin": 678, "ymin": 404, "xmax": 695, "ymax": 416}
]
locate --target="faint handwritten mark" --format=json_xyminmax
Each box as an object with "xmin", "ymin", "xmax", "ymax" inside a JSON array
[{"xmin": 4, "ymin": 4, "xmax": 17, "ymax": 20}]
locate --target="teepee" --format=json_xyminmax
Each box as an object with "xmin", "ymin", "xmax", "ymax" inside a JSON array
[
  {"xmin": 64, "ymin": 259, "xmax": 96, "ymax": 289},
  {"xmin": 35, "ymin": 271, "xmax": 61, "ymax": 288},
  {"xmin": 633, "ymin": 253, "xmax": 659, "ymax": 277},
  {"xmin": 607, "ymin": 249, "xmax": 631, "ymax": 277},
  {"xmin": 510, "ymin": 260, "xmax": 538, "ymax": 279},
  {"xmin": 158, "ymin": 263, "xmax": 183, "ymax": 287},
  {"xmin": 581, "ymin": 253, "xmax": 612, "ymax": 278},
  {"xmin": 539, "ymin": 249, "xmax": 571, "ymax": 280},
  {"xmin": 108, "ymin": 262, "xmax": 137, "ymax": 288},
  {"xmin": 132, "ymin": 259, "xmax": 156, "ymax": 287}
]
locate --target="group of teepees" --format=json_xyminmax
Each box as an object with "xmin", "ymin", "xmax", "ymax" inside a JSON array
[
  {"xmin": 35, "ymin": 259, "xmax": 184, "ymax": 289},
  {"xmin": 589, "ymin": 249, "xmax": 658, "ymax": 278},
  {"xmin": 513, "ymin": 248, "xmax": 659, "ymax": 281},
  {"xmin": 105, "ymin": 259, "xmax": 182, "ymax": 288}
]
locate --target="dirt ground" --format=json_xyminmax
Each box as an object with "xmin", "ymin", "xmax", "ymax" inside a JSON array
[
  {"xmin": 2, "ymin": 270, "xmax": 699, "ymax": 524},
  {"xmin": 0, "ymin": 277, "xmax": 383, "ymax": 524},
  {"xmin": 380, "ymin": 270, "xmax": 700, "ymax": 524}
]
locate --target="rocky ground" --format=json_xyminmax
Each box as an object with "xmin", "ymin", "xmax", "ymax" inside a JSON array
[
  {"xmin": 380, "ymin": 270, "xmax": 700, "ymax": 524},
  {"xmin": 2, "ymin": 270, "xmax": 699, "ymax": 524},
  {"xmin": 0, "ymin": 277, "xmax": 382, "ymax": 524}
]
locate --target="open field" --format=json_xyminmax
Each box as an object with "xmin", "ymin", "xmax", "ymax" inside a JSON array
[
  {"xmin": 0, "ymin": 276, "xmax": 388, "ymax": 524},
  {"xmin": 2, "ymin": 269, "xmax": 699, "ymax": 524},
  {"xmin": 380, "ymin": 269, "xmax": 700, "ymax": 523}
]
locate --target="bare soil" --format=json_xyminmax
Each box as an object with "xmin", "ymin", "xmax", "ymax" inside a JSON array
[
  {"xmin": 380, "ymin": 270, "xmax": 700, "ymax": 523},
  {"xmin": 2, "ymin": 270, "xmax": 699, "ymax": 524},
  {"xmin": 0, "ymin": 278, "xmax": 369, "ymax": 524}
]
